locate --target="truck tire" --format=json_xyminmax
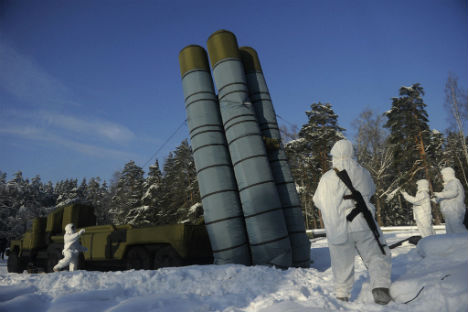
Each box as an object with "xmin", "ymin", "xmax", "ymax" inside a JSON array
[
  {"xmin": 153, "ymin": 246, "xmax": 184, "ymax": 269},
  {"xmin": 77, "ymin": 253, "xmax": 86, "ymax": 270},
  {"xmin": 7, "ymin": 251, "xmax": 25, "ymax": 273},
  {"xmin": 125, "ymin": 246, "xmax": 151, "ymax": 270},
  {"xmin": 46, "ymin": 250, "xmax": 61, "ymax": 273}
]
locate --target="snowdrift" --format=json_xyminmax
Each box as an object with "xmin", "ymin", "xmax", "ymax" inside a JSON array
[{"xmin": 0, "ymin": 231, "xmax": 466, "ymax": 312}]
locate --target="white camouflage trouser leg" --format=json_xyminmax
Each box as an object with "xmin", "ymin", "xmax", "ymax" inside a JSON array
[
  {"xmin": 329, "ymin": 230, "xmax": 392, "ymax": 298},
  {"xmin": 53, "ymin": 250, "xmax": 79, "ymax": 272},
  {"xmin": 415, "ymin": 214, "xmax": 435, "ymax": 237},
  {"xmin": 443, "ymin": 209, "xmax": 467, "ymax": 234}
]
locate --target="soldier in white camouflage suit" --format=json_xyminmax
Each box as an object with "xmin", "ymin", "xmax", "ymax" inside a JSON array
[
  {"xmin": 401, "ymin": 179, "xmax": 435, "ymax": 237},
  {"xmin": 53, "ymin": 223, "xmax": 87, "ymax": 272}
]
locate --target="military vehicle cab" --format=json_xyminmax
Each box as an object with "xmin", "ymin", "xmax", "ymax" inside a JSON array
[{"xmin": 7, "ymin": 203, "xmax": 213, "ymax": 273}]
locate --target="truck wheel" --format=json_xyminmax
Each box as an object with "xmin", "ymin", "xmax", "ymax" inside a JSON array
[
  {"xmin": 125, "ymin": 246, "xmax": 151, "ymax": 270},
  {"xmin": 77, "ymin": 253, "xmax": 86, "ymax": 270},
  {"xmin": 153, "ymin": 246, "xmax": 184, "ymax": 269},
  {"xmin": 7, "ymin": 251, "xmax": 25, "ymax": 273},
  {"xmin": 46, "ymin": 251, "xmax": 61, "ymax": 273}
]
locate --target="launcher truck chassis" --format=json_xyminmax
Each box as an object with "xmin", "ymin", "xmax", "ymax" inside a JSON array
[{"xmin": 7, "ymin": 203, "xmax": 213, "ymax": 273}]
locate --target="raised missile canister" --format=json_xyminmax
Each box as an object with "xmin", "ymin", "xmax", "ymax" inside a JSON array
[
  {"xmin": 179, "ymin": 45, "xmax": 250, "ymax": 265},
  {"xmin": 207, "ymin": 30, "xmax": 292, "ymax": 268},
  {"xmin": 240, "ymin": 47, "xmax": 311, "ymax": 268}
]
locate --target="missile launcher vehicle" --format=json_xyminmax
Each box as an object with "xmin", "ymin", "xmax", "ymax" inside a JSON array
[{"xmin": 7, "ymin": 203, "xmax": 213, "ymax": 273}]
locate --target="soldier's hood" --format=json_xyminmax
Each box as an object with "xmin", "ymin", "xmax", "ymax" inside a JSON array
[
  {"xmin": 441, "ymin": 167, "xmax": 456, "ymax": 183},
  {"xmin": 331, "ymin": 139, "xmax": 358, "ymax": 171},
  {"xmin": 65, "ymin": 223, "xmax": 75, "ymax": 234},
  {"xmin": 416, "ymin": 179, "xmax": 429, "ymax": 192}
]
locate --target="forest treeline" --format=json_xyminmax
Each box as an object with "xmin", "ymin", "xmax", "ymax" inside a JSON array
[{"xmin": 1, "ymin": 77, "xmax": 467, "ymax": 240}]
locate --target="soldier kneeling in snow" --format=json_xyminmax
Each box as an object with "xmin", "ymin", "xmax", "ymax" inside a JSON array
[{"xmin": 53, "ymin": 223, "xmax": 87, "ymax": 272}]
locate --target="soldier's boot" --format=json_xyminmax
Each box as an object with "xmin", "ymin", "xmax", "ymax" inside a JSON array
[{"xmin": 372, "ymin": 288, "xmax": 391, "ymax": 305}]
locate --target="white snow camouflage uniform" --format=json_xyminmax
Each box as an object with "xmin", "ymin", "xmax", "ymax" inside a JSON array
[
  {"xmin": 401, "ymin": 179, "xmax": 435, "ymax": 237},
  {"xmin": 434, "ymin": 167, "xmax": 467, "ymax": 234},
  {"xmin": 313, "ymin": 139, "xmax": 391, "ymax": 299},
  {"xmin": 53, "ymin": 223, "xmax": 87, "ymax": 272}
]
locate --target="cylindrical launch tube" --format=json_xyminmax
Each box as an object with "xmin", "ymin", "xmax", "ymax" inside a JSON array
[
  {"xmin": 179, "ymin": 45, "xmax": 250, "ymax": 265},
  {"xmin": 240, "ymin": 47, "xmax": 311, "ymax": 268},
  {"xmin": 207, "ymin": 30, "xmax": 292, "ymax": 268}
]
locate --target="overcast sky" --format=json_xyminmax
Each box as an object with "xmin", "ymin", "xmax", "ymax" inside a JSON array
[{"xmin": 1, "ymin": 0, "xmax": 467, "ymax": 184}]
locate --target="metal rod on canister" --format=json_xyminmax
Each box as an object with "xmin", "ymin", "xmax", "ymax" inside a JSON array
[
  {"xmin": 207, "ymin": 30, "xmax": 292, "ymax": 268},
  {"xmin": 179, "ymin": 45, "xmax": 250, "ymax": 265},
  {"xmin": 240, "ymin": 46, "xmax": 311, "ymax": 268}
]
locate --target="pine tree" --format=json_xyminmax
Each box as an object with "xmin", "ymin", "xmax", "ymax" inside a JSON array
[
  {"xmin": 124, "ymin": 160, "xmax": 165, "ymax": 226},
  {"xmin": 161, "ymin": 140, "xmax": 199, "ymax": 224},
  {"xmin": 0, "ymin": 172, "xmax": 56, "ymax": 238},
  {"xmin": 55, "ymin": 178, "xmax": 79, "ymax": 207},
  {"xmin": 286, "ymin": 102, "xmax": 345, "ymax": 229},
  {"xmin": 24, "ymin": 175, "xmax": 47, "ymax": 219},
  {"xmin": 285, "ymin": 137, "xmax": 316, "ymax": 229},
  {"xmin": 6, "ymin": 171, "xmax": 29, "ymax": 235},
  {"xmin": 85, "ymin": 177, "xmax": 109, "ymax": 224},
  {"xmin": 299, "ymin": 103, "xmax": 346, "ymax": 172},
  {"xmin": 426, "ymin": 130, "xmax": 446, "ymax": 187},
  {"xmin": 0, "ymin": 171, "xmax": 11, "ymax": 240},
  {"xmin": 142, "ymin": 160, "xmax": 164, "ymax": 224},
  {"xmin": 42, "ymin": 181, "xmax": 57, "ymax": 208},
  {"xmin": 77, "ymin": 178, "xmax": 87, "ymax": 201},
  {"xmin": 384, "ymin": 83, "xmax": 439, "ymax": 224},
  {"xmin": 99, "ymin": 180, "xmax": 112, "ymax": 224},
  {"xmin": 110, "ymin": 161, "xmax": 145, "ymax": 224}
]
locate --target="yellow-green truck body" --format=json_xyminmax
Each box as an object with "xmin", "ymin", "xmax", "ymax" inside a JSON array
[{"xmin": 7, "ymin": 203, "xmax": 213, "ymax": 273}]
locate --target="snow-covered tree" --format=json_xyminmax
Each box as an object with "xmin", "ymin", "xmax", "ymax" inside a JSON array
[
  {"xmin": 124, "ymin": 160, "xmax": 164, "ymax": 226},
  {"xmin": 99, "ymin": 180, "xmax": 112, "ymax": 224},
  {"xmin": 110, "ymin": 161, "xmax": 145, "ymax": 225},
  {"xmin": 286, "ymin": 102, "xmax": 345, "ymax": 229},
  {"xmin": 55, "ymin": 178, "xmax": 80, "ymax": 207},
  {"xmin": 85, "ymin": 177, "xmax": 110, "ymax": 225},
  {"xmin": 141, "ymin": 160, "xmax": 164, "ymax": 224},
  {"xmin": 5, "ymin": 171, "xmax": 30, "ymax": 235},
  {"xmin": 426, "ymin": 130, "xmax": 447, "ymax": 189},
  {"xmin": 160, "ymin": 140, "xmax": 199, "ymax": 224},
  {"xmin": 0, "ymin": 171, "xmax": 12, "ymax": 240},
  {"xmin": 23, "ymin": 175, "xmax": 48, "ymax": 219},
  {"xmin": 0, "ymin": 172, "xmax": 55, "ymax": 237},
  {"xmin": 384, "ymin": 83, "xmax": 437, "ymax": 224},
  {"xmin": 299, "ymin": 102, "xmax": 346, "ymax": 172},
  {"xmin": 42, "ymin": 181, "xmax": 57, "ymax": 208},
  {"xmin": 77, "ymin": 178, "xmax": 87, "ymax": 201}
]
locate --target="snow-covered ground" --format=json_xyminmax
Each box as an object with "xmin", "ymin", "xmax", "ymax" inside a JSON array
[{"xmin": 0, "ymin": 229, "xmax": 467, "ymax": 312}]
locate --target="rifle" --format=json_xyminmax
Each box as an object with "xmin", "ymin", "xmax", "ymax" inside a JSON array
[
  {"xmin": 389, "ymin": 235, "xmax": 421, "ymax": 249},
  {"xmin": 334, "ymin": 168, "xmax": 387, "ymax": 255}
]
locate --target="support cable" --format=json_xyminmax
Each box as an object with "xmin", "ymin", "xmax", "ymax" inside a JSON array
[{"xmin": 141, "ymin": 119, "xmax": 187, "ymax": 168}]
